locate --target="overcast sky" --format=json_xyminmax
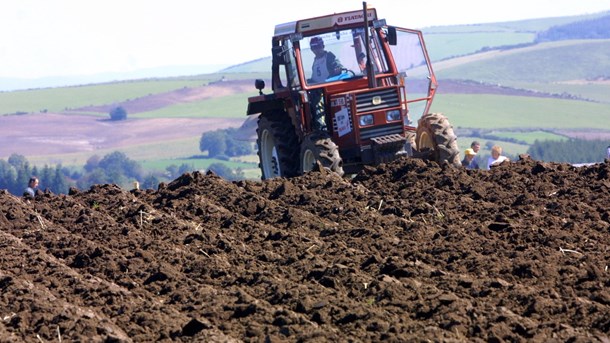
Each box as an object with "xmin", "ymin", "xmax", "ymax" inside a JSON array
[{"xmin": 1, "ymin": 0, "xmax": 609, "ymax": 80}]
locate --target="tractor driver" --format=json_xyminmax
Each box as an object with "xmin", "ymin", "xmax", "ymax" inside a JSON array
[
  {"xmin": 309, "ymin": 36, "xmax": 343, "ymax": 83},
  {"xmin": 308, "ymin": 36, "xmax": 343, "ymax": 131}
]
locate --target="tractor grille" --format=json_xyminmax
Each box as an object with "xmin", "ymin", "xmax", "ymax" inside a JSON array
[
  {"xmin": 360, "ymin": 123, "xmax": 404, "ymax": 140},
  {"xmin": 355, "ymin": 88, "xmax": 400, "ymax": 113}
]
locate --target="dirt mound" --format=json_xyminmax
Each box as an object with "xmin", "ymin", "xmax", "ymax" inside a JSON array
[{"xmin": 1, "ymin": 156, "xmax": 610, "ymax": 342}]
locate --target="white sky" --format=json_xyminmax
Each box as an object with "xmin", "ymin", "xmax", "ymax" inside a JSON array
[{"xmin": 1, "ymin": 0, "xmax": 609, "ymax": 79}]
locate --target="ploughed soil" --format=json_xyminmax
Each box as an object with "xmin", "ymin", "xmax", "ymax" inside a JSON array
[{"xmin": 1, "ymin": 156, "xmax": 610, "ymax": 342}]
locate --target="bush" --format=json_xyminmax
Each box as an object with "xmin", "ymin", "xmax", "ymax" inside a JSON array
[{"xmin": 109, "ymin": 106, "xmax": 127, "ymax": 121}]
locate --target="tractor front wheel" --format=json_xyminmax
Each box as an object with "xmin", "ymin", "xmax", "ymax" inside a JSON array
[
  {"xmin": 300, "ymin": 131, "xmax": 344, "ymax": 176},
  {"xmin": 415, "ymin": 113, "xmax": 461, "ymax": 167}
]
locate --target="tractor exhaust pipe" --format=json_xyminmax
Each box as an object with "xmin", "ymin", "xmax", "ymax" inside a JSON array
[{"xmin": 363, "ymin": 1, "xmax": 375, "ymax": 89}]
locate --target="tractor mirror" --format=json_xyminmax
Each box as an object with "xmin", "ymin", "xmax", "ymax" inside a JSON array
[
  {"xmin": 255, "ymin": 79, "xmax": 265, "ymax": 93},
  {"xmin": 387, "ymin": 26, "xmax": 397, "ymax": 45}
]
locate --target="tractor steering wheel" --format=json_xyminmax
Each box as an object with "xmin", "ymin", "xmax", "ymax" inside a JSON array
[{"xmin": 341, "ymin": 68, "xmax": 356, "ymax": 77}]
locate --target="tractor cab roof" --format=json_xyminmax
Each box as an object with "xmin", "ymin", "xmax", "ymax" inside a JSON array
[{"xmin": 274, "ymin": 8, "xmax": 378, "ymax": 38}]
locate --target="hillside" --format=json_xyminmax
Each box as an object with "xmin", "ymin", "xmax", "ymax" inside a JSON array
[{"xmin": 2, "ymin": 156, "xmax": 609, "ymax": 341}]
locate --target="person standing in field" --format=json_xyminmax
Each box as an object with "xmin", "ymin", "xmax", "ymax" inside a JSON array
[
  {"xmin": 487, "ymin": 145, "xmax": 510, "ymax": 169},
  {"xmin": 462, "ymin": 148, "xmax": 479, "ymax": 169},
  {"xmin": 24, "ymin": 176, "xmax": 39, "ymax": 198},
  {"xmin": 471, "ymin": 141, "xmax": 481, "ymax": 154}
]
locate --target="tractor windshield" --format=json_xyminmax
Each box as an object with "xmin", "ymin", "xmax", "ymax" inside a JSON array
[{"xmin": 301, "ymin": 28, "xmax": 389, "ymax": 86}]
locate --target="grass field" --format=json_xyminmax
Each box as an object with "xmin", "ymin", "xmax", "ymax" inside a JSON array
[
  {"xmin": 0, "ymin": 79, "xmax": 211, "ymax": 115},
  {"xmin": 424, "ymin": 32, "xmax": 535, "ymax": 61},
  {"xmin": 432, "ymin": 94, "xmax": 610, "ymax": 129},
  {"xmin": 132, "ymin": 91, "xmax": 259, "ymax": 119},
  {"xmin": 506, "ymin": 82, "xmax": 610, "ymax": 104},
  {"xmin": 489, "ymin": 130, "xmax": 568, "ymax": 144},
  {"xmin": 437, "ymin": 40, "xmax": 610, "ymax": 83}
]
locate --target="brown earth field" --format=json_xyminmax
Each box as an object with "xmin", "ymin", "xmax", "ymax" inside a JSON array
[{"xmin": 1, "ymin": 156, "xmax": 610, "ymax": 342}]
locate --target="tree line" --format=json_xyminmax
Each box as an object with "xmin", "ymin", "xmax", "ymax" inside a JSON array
[
  {"xmin": 536, "ymin": 15, "xmax": 610, "ymax": 42},
  {"xmin": 1, "ymin": 128, "xmax": 254, "ymax": 196},
  {"xmin": 527, "ymin": 139, "xmax": 609, "ymax": 164}
]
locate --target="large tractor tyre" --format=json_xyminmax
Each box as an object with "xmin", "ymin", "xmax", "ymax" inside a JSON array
[
  {"xmin": 300, "ymin": 131, "xmax": 345, "ymax": 177},
  {"xmin": 415, "ymin": 113, "xmax": 461, "ymax": 167},
  {"xmin": 256, "ymin": 112, "xmax": 300, "ymax": 179}
]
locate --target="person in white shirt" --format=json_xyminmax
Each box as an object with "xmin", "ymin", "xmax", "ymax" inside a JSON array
[
  {"xmin": 24, "ymin": 176, "xmax": 39, "ymax": 198},
  {"xmin": 487, "ymin": 145, "xmax": 510, "ymax": 169},
  {"xmin": 307, "ymin": 37, "xmax": 343, "ymax": 131},
  {"xmin": 309, "ymin": 37, "xmax": 342, "ymax": 83}
]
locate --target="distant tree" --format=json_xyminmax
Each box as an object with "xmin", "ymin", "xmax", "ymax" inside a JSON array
[
  {"xmin": 207, "ymin": 163, "xmax": 245, "ymax": 181},
  {"xmin": 52, "ymin": 165, "xmax": 70, "ymax": 194},
  {"xmin": 224, "ymin": 128, "xmax": 254, "ymax": 157},
  {"xmin": 78, "ymin": 151, "xmax": 143, "ymax": 189},
  {"xmin": 536, "ymin": 15, "xmax": 610, "ymax": 42},
  {"xmin": 8, "ymin": 154, "xmax": 27, "ymax": 168},
  {"xmin": 109, "ymin": 106, "xmax": 127, "ymax": 121},
  {"xmin": 207, "ymin": 163, "xmax": 233, "ymax": 179},
  {"xmin": 0, "ymin": 156, "xmax": 70, "ymax": 195},
  {"xmin": 77, "ymin": 168, "xmax": 109, "ymax": 189},
  {"xmin": 527, "ymin": 139, "xmax": 607, "ymax": 164},
  {"xmin": 84, "ymin": 155, "xmax": 101, "ymax": 172},
  {"xmin": 15, "ymin": 162, "xmax": 31, "ymax": 194},
  {"xmin": 40, "ymin": 165, "xmax": 54, "ymax": 191},
  {"xmin": 166, "ymin": 163, "xmax": 194, "ymax": 179},
  {"xmin": 200, "ymin": 130, "xmax": 227, "ymax": 157},
  {"xmin": 199, "ymin": 128, "xmax": 254, "ymax": 158},
  {"xmin": 178, "ymin": 163, "xmax": 193, "ymax": 175},
  {"xmin": 142, "ymin": 174, "xmax": 160, "ymax": 190},
  {"xmin": 166, "ymin": 164, "xmax": 179, "ymax": 179},
  {"xmin": 98, "ymin": 151, "xmax": 142, "ymax": 179},
  {"xmin": 0, "ymin": 160, "xmax": 17, "ymax": 194}
]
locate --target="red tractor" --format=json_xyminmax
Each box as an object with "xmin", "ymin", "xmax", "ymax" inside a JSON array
[{"xmin": 247, "ymin": 4, "xmax": 460, "ymax": 179}]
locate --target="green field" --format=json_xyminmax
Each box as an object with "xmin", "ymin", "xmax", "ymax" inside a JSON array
[
  {"xmin": 424, "ymin": 32, "xmax": 535, "ymax": 61},
  {"xmin": 133, "ymin": 91, "xmax": 259, "ymax": 118},
  {"xmin": 0, "ymin": 79, "xmax": 211, "ymax": 115},
  {"xmin": 437, "ymin": 40, "xmax": 610, "ymax": 83},
  {"xmin": 432, "ymin": 94, "xmax": 610, "ymax": 129},
  {"xmin": 507, "ymin": 82, "xmax": 610, "ymax": 104},
  {"xmin": 490, "ymin": 131, "xmax": 568, "ymax": 144}
]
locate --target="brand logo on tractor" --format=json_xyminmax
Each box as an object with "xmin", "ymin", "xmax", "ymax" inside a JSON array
[{"xmin": 372, "ymin": 96, "xmax": 382, "ymax": 105}]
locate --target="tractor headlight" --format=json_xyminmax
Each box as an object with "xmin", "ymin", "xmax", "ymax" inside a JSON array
[
  {"xmin": 359, "ymin": 114, "xmax": 374, "ymax": 126},
  {"xmin": 386, "ymin": 109, "xmax": 401, "ymax": 122}
]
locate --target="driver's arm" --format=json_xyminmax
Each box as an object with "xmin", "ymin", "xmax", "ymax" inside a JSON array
[{"xmin": 327, "ymin": 52, "xmax": 343, "ymax": 77}]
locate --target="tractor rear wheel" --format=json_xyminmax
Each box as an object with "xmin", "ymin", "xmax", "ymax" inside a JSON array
[
  {"xmin": 300, "ymin": 131, "xmax": 344, "ymax": 176},
  {"xmin": 415, "ymin": 113, "xmax": 461, "ymax": 167},
  {"xmin": 257, "ymin": 112, "xmax": 299, "ymax": 179}
]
